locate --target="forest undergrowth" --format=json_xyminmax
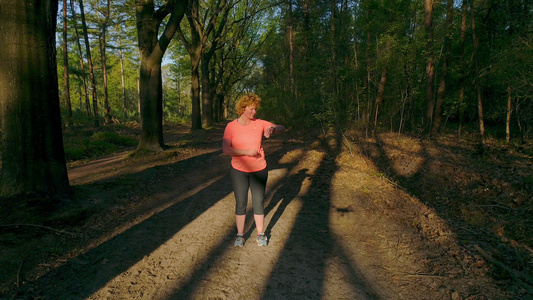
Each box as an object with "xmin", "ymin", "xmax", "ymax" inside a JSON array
[
  {"xmin": 342, "ymin": 129, "xmax": 533, "ymax": 296},
  {"xmin": 0, "ymin": 122, "xmax": 532, "ymax": 299}
]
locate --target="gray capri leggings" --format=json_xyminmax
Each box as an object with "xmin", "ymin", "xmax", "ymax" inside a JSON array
[{"xmin": 230, "ymin": 166, "xmax": 268, "ymax": 215}]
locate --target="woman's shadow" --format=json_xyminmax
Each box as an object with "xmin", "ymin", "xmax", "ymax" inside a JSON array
[{"xmin": 245, "ymin": 168, "xmax": 310, "ymax": 240}]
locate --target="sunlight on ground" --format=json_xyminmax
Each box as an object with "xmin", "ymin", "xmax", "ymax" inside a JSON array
[
  {"xmin": 85, "ymin": 174, "xmax": 227, "ymax": 256},
  {"xmin": 185, "ymin": 198, "xmax": 305, "ymax": 299},
  {"xmin": 88, "ymin": 189, "xmax": 237, "ymax": 299},
  {"xmin": 378, "ymin": 133, "xmax": 426, "ymax": 178},
  {"xmin": 328, "ymin": 140, "xmax": 468, "ymax": 298},
  {"xmin": 87, "ymin": 149, "xmax": 324, "ymax": 299},
  {"xmin": 177, "ymin": 150, "xmax": 324, "ymax": 299},
  {"xmin": 86, "ymin": 143, "xmax": 467, "ymax": 299}
]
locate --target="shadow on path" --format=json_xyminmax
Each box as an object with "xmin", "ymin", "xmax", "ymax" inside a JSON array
[
  {"xmin": 17, "ymin": 150, "xmax": 233, "ymax": 299},
  {"xmin": 261, "ymin": 131, "xmax": 384, "ymax": 299},
  {"xmin": 168, "ymin": 143, "xmax": 306, "ymax": 299},
  {"xmin": 352, "ymin": 133, "xmax": 533, "ymax": 297}
]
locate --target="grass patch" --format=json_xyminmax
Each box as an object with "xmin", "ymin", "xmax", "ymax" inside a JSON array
[{"xmin": 64, "ymin": 130, "xmax": 137, "ymax": 161}]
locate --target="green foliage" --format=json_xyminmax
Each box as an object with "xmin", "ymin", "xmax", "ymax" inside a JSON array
[
  {"xmin": 54, "ymin": 0, "xmax": 532, "ymax": 141},
  {"xmin": 64, "ymin": 130, "xmax": 137, "ymax": 161}
]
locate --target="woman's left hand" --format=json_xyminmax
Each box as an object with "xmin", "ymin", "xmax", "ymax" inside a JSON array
[{"xmin": 264, "ymin": 126, "xmax": 276, "ymax": 138}]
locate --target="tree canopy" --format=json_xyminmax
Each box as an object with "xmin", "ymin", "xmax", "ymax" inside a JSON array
[
  {"xmin": 1, "ymin": 0, "xmax": 531, "ymax": 197},
  {"xmin": 53, "ymin": 0, "xmax": 532, "ymax": 141}
]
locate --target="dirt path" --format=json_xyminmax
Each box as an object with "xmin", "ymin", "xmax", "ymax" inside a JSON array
[{"xmin": 2, "ymin": 124, "xmax": 521, "ymax": 299}]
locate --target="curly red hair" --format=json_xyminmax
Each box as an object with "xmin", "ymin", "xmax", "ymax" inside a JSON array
[{"xmin": 236, "ymin": 93, "xmax": 261, "ymax": 116}]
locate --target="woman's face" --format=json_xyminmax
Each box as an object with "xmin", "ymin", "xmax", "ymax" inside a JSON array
[{"xmin": 242, "ymin": 105, "xmax": 257, "ymax": 119}]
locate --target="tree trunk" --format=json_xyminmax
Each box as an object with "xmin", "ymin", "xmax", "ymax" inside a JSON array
[
  {"xmin": 424, "ymin": 0, "xmax": 435, "ymax": 135},
  {"xmin": 201, "ymin": 52, "xmax": 213, "ymax": 127},
  {"xmin": 470, "ymin": 0, "xmax": 485, "ymax": 151},
  {"xmin": 330, "ymin": 0, "xmax": 337, "ymax": 92},
  {"xmin": 213, "ymin": 51, "xmax": 226, "ymax": 123},
  {"xmin": 136, "ymin": 0, "xmax": 188, "ymax": 151},
  {"xmin": 215, "ymin": 94, "xmax": 224, "ymax": 123},
  {"xmin": 76, "ymin": 75, "xmax": 83, "ymax": 110},
  {"xmin": 177, "ymin": 0, "xmax": 203, "ymax": 131},
  {"xmin": 458, "ymin": 0, "xmax": 467, "ymax": 138},
  {"xmin": 209, "ymin": 56, "xmax": 218, "ymax": 123},
  {"xmin": 199, "ymin": 1, "xmax": 229, "ymax": 127},
  {"xmin": 433, "ymin": 0, "xmax": 453, "ymax": 135},
  {"xmin": 70, "ymin": 0, "xmax": 91, "ymax": 117},
  {"xmin": 138, "ymin": 59, "xmax": 165, "ymax": 151},
  {"xmin": 365, "ymin": 29, "xmax": 372, "ymax": 136},
  {"xmin": 78, "ymin": 0, "xmax": 99, "ymax": 126},
  {"xmin": 302, "ymin": 0, "xmax": 311, "ymax": 112},
  {"xmin": 118, "ymin": 25, "xmax": 128, "ymax": 119},
  {"xmin": 372, "ymin": 66, "xmax": 388, "ymax": 136},
  {"xmin": 506, "ymin": 86, "xmax": 512, "ymax": 143},
  {"xmin": 190, "ymin": 53, "xmax": 202, "ymax": 130},
  {"xmin": 62, "ymin": 0, "xmax": 73, "ymax": 126},
  {"xmin": 0, "ymin": 0, "xmax": 70, "ymax": 197},
  {"xmin": 289, "ymin": 0, "xmax": 295, "ymax": 96},
  {"xmin": 176, "ymin": 76, "xmax": 182, "ymax": 116},
  {"xmin": 100, "ymin": 0, "xmax": 112, "ymax": 124}
]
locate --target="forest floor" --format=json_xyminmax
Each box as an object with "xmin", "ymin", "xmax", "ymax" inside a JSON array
[{"xmin": 0, "ymin": 122, "xmax": 532, "ymax": 300}]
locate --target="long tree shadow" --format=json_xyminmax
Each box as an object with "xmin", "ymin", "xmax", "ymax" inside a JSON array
[
  {"xmin": 14, "ymin": 150, "xmax": 235, "ymax": 299},
  {"xmin": 16, "ymin": 140, "xmax": 301, "ymax": 299},
  {"xmin": 263, "ymin": 168, "xmax": 310, "ymax": 238},
  {"xmin": 262, "ymin": 130, "xmax": 384, "ymax": 299},
  {"xmin": 353, "ymin": 133, "xmax": 533, "ymax": 297},
  {"xmin": 162, "ymin": 130, "xmax": 385, "ymax": 299},
  {"xmin": 168, "ymin": 146, "xmax": 307, "ymax": 299}
]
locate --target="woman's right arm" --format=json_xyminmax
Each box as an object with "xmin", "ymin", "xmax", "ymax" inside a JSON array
[{"xmin": 222, "ymin": 138, "xmax": 257, "ymax": 156}]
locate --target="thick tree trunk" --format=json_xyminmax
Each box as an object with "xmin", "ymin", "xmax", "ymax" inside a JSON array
[
  {"xmin": 136, "ymin": 0, "xmax": 188, "ymax": 151},
  {"xmin": 424, "ymin": 0, "xmax": 435, "ymax": 135},
  {"xmin": 62, "ymin": 0, "xmax": 73, "ymax": 126},
  {"xmin": 137, "ymin": 59, "xmax": 164, "ymax": 151},
  {"xmin": 190, "ymin": 54, "xmax": 202, "ymax": 130},
  {"xmin": 78, "ymin": 0, "xmax": 99, "ymax": 126},
  {"xmin": 0, "ymin": 0, "xmax": 70, "ymax": 197}
]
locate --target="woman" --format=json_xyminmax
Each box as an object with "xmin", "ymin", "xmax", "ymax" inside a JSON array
[{"xmin": 222, "ymin": 93, "xmax": 285, "ymax": 247}]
